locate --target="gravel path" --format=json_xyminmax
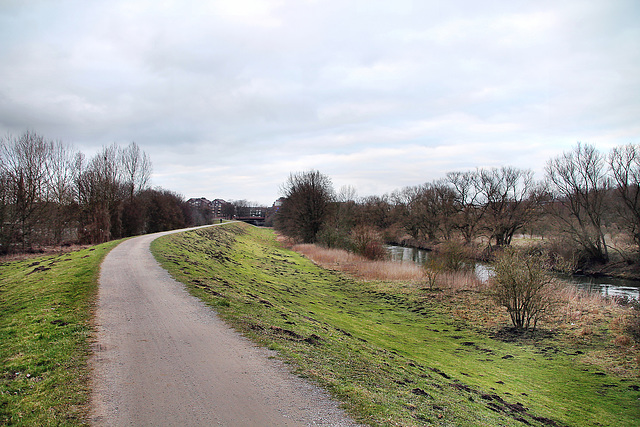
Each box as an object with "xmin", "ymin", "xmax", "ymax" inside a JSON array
[{"xmin": 90, "ymin": 225, "xmax": 359, "ymax": 426}]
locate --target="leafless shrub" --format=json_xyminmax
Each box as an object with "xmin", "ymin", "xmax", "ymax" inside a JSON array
[
  {"xmin": 422, "ymin": 257, "xmax": 444, "ymax": 290},
  {"xmin": 490, "ymin": 248, "xmax": 556, "ymax": 331},
  {"xmin": 349, "ymin": 225, "xmax": 387, "ymax": 260}
]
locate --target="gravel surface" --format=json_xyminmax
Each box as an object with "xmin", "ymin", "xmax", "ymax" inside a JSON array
[{"xmin": 90, "ymin": 225, "xmax": 360, "ymax": 426}]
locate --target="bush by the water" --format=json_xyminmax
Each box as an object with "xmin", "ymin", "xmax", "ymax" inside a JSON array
[{"xmin": 490, "ymin": 249, "xmax": 556, "ymax": 331}]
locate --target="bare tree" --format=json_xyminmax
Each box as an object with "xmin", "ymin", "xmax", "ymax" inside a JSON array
[
  {"xmin": 431, "ymin": 179, "xmax": 458, "ymax": 240},
  {"xmin": 45, "ymin": 140, "xmax": 79, "ymax": 245},
  {"xmin": 545, "ymin": 143, "xmax": 610, "ymax": 263},
  {"xmin": 221, "ymin": 201, "xmax": 235, "ymax": 219},
  {"xmin": 118, "ymin": 142, "xmax": 152, "ymax": 236},
  {"xmin": 335, "ymin": 185, "xmax": 358, "ymax": 226},
  {"xmin": 609, "ymin": 143, "xmax": 640, "ymax": 252},
  {"xmin": 393, "ymin": 185, "xmax": 427, "ymax": 241},
  {"xmin": 0, "ymin": 132, "xmax": 51, "ymax": 251},
  {"xmin": 356, "ymin": 194, "xmax": 394, "ymax": 230},
  {"xmin": 119, "ymin": 142, "xmax": 152, "ymax": 199},
  {"xmin": 75, "ymin": 144, "xmax": 125, "ymax": 243},
  {"xmin": 275, "ymin": 170, "xmax": 334, "ymax": 243},
  {"xmin": 446, "ymin": 170, "xmax": 487, "ymax": 244},
  {"xmin": 337, "ymin": 185, "xmax": 358, "ymax": 203},
  {"xmin": 232, "ymin": 200, "xmax": 252, "ymax": 217},
  {"xmin": 393, "ymin": 182, "xmax": 456, "ymax": 242},
  {"xmin": 477, "ymin": 167, "xmax": 543, "ymax": 246},
  {"xmin": 0, "ymin": 164, "xmax": 9, "ymax": 252}
]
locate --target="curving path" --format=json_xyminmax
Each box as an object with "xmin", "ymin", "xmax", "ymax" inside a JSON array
[{"xmin": 90, "ymin": 224, "xmax": 358, "ymax": 426}]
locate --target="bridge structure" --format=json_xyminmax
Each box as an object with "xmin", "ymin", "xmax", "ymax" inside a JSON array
[{"xmin": 235, "ymin": 216, "xmax": 266, "ymax": 226}]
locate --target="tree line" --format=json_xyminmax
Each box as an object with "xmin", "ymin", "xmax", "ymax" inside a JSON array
[
  {"xmin": 0, "ymin": 131, "xmax": 207, "ymax": 254},
  {"xmin": 275, "ymin": 143, "xmax": 640, "ymax": 267}
]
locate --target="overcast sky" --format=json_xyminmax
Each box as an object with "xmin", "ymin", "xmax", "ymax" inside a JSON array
[{"xmin": 1, "ymin": 1, "xmax": 638, "ymax": 205}]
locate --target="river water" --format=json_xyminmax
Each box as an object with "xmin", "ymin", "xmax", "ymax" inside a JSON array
[{"xmin": 386, "ymin": 245, "xmax": 640, "ymax": 300}]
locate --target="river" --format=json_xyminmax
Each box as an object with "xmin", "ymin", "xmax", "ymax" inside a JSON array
[{"xmin": 386, "ymin": 245, "xmax": 640, "ymax": 300}]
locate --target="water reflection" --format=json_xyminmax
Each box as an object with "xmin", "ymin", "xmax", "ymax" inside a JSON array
[
  {"xmin": 474, "ymin": 263, "xmax": 493, "ymax": 283},
  {"xmin": 386, "ymin": 245, "xmax": 430, "ymax": 264},
  {"xmin": 562, "ymin": 275, "xmax": 640, "ymax": 300},
  {"xmin": 386, "ymin": 245, "xmax": 640, "ymax": 300}
]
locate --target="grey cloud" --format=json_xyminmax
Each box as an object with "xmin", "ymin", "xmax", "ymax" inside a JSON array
[{"xmin": 0, "ymin": 0, "xmax": 638, "ymax": 204}]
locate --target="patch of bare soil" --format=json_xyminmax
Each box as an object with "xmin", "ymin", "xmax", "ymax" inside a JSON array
[{"xmin": 0, "ymin": 244, "xmax": 93, "ymax": 263}]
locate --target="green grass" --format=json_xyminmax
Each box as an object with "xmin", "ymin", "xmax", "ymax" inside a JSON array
[
  {"xmin": 151, "ymin": 223, "xmax": 640, "ymax": 427},
  {"xmin": 0, "ymin": 241, "xmax": 121, "ymax": 426}
]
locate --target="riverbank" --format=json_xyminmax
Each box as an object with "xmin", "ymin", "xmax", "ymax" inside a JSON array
[
  {"xmin": 152, "ymin": 223, "xmax": 639, "ymax": 426},
  {"xmin": 387, "ymin": 235, "xmax": 640, "ymax": 282},
  {"xmin": 578, "ymin": 259, "xmax": 640, "ymax": 281}
]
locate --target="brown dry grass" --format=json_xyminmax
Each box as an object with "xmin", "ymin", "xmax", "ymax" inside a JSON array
[
  {"xmin": 439, "ymin": 270, "xmax": 484, "ymax": 291},
  {"xmin": 554, "ymin": 283, "xmax": 622, "ymax": 326},
  {"xmin": 292, "ymin": 243, "xmax": 424, "ymax": 281},
  {"xmin": 292, "ymin": 243, "xmax": 486, "ymax": 289}
]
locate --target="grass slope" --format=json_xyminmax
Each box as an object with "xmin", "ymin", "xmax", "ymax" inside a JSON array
[
  {"xmin": 0, "ymin": 241, "xmax": 120, "ymax": 426},
  {"xmin": 151, "ymin": 223, "xmax": 640, "ymax": 427}
]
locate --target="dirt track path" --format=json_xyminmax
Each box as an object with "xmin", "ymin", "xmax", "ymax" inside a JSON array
[{"xmin": 90, "ymin": 225, "xmax": 358, "ymax": 426}]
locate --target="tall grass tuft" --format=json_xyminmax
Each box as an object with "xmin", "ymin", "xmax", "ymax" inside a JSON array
[
  {"xmin": 555, "ymin": 283, "xmax": 620, "ymax": 324},
  {"xmin": 439, "ymin": 270, "xmax": 484, "ymax": 291}
]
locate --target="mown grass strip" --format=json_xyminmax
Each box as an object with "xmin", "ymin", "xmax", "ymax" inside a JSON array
[
  {"xmin": 0, "ymin": 241, "xmax": 121, "ymax": 426},
  {"xmin": 151, "ymin": 223, "xmax": 640, "ymax": 426}
]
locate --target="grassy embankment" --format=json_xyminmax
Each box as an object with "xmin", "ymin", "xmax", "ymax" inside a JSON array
[
  {"xmin": 151, "ymin": 223, "xmax": 639, "ymax": 427},
  {"xmin": 0, "ymin": 241, "xmax": 121, "ymax": 426}
]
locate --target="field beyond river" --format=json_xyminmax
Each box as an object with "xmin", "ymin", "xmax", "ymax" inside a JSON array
[{"xmin": 151, "ymin": 223, "xmax": 639, "ymax": 427}]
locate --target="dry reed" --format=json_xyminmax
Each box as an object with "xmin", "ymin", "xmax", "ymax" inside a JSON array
[
  {"xmin": 439, "ymin": 270, "xmax": 484, "ymax": 291},
  {"xmin": 292, "ymin": 243, "xmax": 484, "ymax": 292},
  {"xmin": 553, "ymin": 282, "xmax": 622, "ymax": 326},
  {"xmin": 292, "ymin": 243, "xmax": 424, "ymax": 281}
]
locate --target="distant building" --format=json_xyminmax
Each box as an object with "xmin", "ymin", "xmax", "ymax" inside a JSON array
[
  {"xmin": 249, "ymin": 207, "xmax": 265, "ymax": 217},
  {"xmin": 187, "ymin": 197, "xmax": 231, "ymax": 217},
  {"xmin": 211, "ymin": 199, "xmax": 227, "ymax": 217},
  {"xmin": 187, "ymin": 197, "xmax": 212, "ymax": 210},
  {"xmin": 187, "ymin": 198, "xmax": 278, "ymax": 224}
]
